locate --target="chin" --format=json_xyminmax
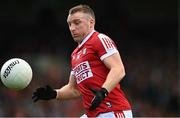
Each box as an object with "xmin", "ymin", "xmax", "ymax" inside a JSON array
[{"xmin": 73, "ymin": 37, "xmax": 82, "ymax": 43}]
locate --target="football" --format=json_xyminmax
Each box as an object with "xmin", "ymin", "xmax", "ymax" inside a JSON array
[{"xmin": 0, "ymin": 58, "xmax": 33, "ymax": 90}]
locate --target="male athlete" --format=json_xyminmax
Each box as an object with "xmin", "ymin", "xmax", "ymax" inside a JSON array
[{"xmin": 32, "ymin": 4, "xmax": 133, "ymax": 118}]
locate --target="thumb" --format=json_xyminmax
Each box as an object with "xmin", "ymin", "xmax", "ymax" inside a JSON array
[
  {"xmin": 90, "ymin": 88, "xmax": 97, "ymax": 94},
  {"xmin": 46, "ymin": 85, "xmax": 52, "ymax": 90}
]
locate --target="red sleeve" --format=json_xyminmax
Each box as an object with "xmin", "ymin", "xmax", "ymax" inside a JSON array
[{"xmin": 93, "ymin": 33, "xmax": 119, "ymax": 60}]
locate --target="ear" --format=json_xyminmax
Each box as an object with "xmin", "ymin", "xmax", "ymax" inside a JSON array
[{"xmin": 89, "ymin": 18, "xmax": 95, "ymax": 28}]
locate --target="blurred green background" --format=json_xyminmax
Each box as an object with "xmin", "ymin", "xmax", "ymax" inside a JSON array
[{"xmin": 0, "ymin": 0, "xmax": 178, "ymax": 117}]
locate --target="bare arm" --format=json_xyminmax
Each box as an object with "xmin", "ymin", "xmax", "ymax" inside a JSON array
[
  {"xmin": 102, "ymin": 52, "xmax": 125, "ymax": 92},
  {"xmin": 55, "ymin": 74, "xmax": 81, "ymax": 100}
]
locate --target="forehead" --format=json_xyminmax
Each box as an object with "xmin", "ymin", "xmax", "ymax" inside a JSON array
[{"xmin": 67, "ymin": 12, "xmax": 89, "ymax": 22}]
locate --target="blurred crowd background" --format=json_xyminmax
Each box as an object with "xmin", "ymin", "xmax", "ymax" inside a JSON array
[{"xmin": 0, "ymin": 0, "xmax": 178, "ymax": 117}]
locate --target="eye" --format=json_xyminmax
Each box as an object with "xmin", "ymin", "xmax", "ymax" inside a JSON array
[{"xmin": 74, "ymin": 20, "xmax": 81, "ymax": 25}]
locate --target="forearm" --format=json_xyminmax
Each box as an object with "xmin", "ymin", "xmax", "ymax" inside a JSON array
[
  {"xmin": 102, "ymin": 67, "xmax": 125, "ymax": 92},
  {"xmin": 56, "ymin": 84, "xmax": 81, "ymax": 101}
]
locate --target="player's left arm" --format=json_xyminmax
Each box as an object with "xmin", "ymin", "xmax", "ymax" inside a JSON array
[
  {"xmin": 102, "ymin": 52, "xmax": 125, "ymax": 92},
  {"xmin": 89, "ymin": 51, "xmax": 125, "ymax": 111}
]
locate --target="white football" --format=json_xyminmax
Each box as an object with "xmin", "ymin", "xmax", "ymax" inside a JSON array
[{"xmin": 0, "ymin": 58, "xmax": 33, "ymax": 90}]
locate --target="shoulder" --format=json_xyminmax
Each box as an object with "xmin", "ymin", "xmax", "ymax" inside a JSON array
[
  {"xmin": 95, "ymin": 33, "xmax": 117, "ymax": 49},
  {"xmin": 97, "ymin": 33, "xmax": 110, "ymax": 39},
  {"xmin": 92, "ymin": 32, "xmax": 111, "ymax": 40},
  {"xmin": 90, "ymin": 32, "xmax": 113, "ymax": 45}
]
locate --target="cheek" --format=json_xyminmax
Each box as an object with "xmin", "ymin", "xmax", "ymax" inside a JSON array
[
  {"xmin": 79, "ymin": 23, "xmax": 89, "ymax": 31},
  {"xmin": 76, "ymin": 26, "xmax": 86, "ymax": 34}
]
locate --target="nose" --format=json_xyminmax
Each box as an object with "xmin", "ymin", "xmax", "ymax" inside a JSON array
[{"xmin": 69, "ymin": 24, "xmax": 75, "ymax": 32}]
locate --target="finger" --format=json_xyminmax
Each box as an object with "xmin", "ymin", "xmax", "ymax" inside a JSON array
[
  {"xmin": 89, "ymin": 106, "xmax": 95, "ymax": 111},
  {"xmin": 32, "ymin": 91, "xmax": 39, "ymax": 97},
  {"xmin": 89, "ymin": 105, "xmax": 94, "ymax": 111},
  {"xmin": 46, "ymin": 85, "xmax": 52, "ymax": 91},
  {"xmin": 36, "ymin": 87, "xmax": 44, "ymax": 92},
  {"xmin": 89, "ymin": 102, "xmax": 98, "ymax": 111},
  {"xmin": 33, "ymin": 97, "xmax": 39, "ymax": 102},
  {"xmin": 91, "ymin": 96, "xmax": 96, "ymax": 103},
  {"xmin": 89, "ymin": 97, "xmax": 99, "ymax": 111},
  {"xmin": 89, "ymin": 88, "xmax": 97, "ymax": 94},
  {"xmin": 32, "ymin": 94, "xmax": 36, "ymax": 99}
]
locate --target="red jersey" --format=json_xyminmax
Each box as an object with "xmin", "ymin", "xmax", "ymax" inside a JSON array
[{"xmin": 71, "ymin": 30, "xmax": 131, "ymax": 117}]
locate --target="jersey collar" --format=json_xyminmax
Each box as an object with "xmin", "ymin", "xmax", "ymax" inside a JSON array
[{"xmin": 78, "ymin": 30, "xmax": 95, "ymax": 48}]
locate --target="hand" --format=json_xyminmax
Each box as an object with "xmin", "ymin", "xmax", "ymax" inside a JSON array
[
  {"xmin": 32, "ymin": 85, "xmax": 57, "ymax": 102},
  {"xmin": 89, "ymin": 87, "xmax": 108, "ymax": 111}
]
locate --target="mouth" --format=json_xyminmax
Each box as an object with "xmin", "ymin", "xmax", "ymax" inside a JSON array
[{"xmin": 72, "ymin": 33, "xmax": 78, "ymax": 38}]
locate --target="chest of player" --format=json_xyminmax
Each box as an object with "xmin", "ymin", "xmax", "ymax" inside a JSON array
[
  {"xmin": 71, "ymin": 45, "xmax": 102, "ymax": 84},
  {"xmin": 71, "ymin": 45, "xmax": 99, "ymax": 67}
]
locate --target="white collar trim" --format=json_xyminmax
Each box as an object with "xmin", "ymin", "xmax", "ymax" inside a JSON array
[{"xmin": 78, "ymin": 30, "xmax": 95, "ymax": 48}]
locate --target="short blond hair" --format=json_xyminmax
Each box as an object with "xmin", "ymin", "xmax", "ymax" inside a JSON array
[{"xmin": 69, "ymin": 4, "xmax": 95, "ymax": 20}]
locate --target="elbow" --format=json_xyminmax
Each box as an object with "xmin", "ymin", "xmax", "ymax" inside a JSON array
[{"xmin": 118, "ymin": 66, "xmax": 125, "ymax": 79}]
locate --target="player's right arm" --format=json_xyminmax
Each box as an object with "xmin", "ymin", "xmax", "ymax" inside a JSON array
[
  {"xmin": 56, "ymin": 74, "xmax": 81, "ymax": 100},
  {"xmin": 32, "ymin": 74, "xmax": 81, "ymax": 102}
]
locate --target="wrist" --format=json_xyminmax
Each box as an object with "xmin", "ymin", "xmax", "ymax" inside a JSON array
[
  {"xmin": 101, "ymin": 88, "xmax": 108, "ymax": 97},
  {"xmin": 53, "ymin": 90, "xmax": 57, "ymax": 99},
  {"xmin": 101, "ymin": 85, "xmax": 110, "ymax": 93},
  {"xmin": 55, "ymin": 89, "xmax": 60, "ymax": 100}
]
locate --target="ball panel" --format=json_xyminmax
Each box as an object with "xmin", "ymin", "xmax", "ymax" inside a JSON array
[{"xmin": 0, "ymin": 58, "xmax": 33, "ymax": 90}]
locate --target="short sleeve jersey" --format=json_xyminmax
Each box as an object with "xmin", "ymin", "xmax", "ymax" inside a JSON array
[{"xmin": 71, "ymin": 30, "xmax": 131, "ymax": 117}]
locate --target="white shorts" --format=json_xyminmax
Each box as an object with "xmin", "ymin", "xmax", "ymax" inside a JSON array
[{"xmin": 80, "ymin": 110, "xmax": 133, "ymax": 118}]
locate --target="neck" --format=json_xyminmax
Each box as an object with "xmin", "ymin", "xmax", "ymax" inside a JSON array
[
  {"xmin": 78, "ymin": 29, "xmax": 95, "ymax": 47},
  {"xmin": 78, "ymin": 29, "xmax": 94, "ymax": 44}
]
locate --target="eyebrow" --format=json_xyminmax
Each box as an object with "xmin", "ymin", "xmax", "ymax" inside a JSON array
[{"xmin": 67, "ymin": 18, "xmax": 81, "ymax": 23}]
